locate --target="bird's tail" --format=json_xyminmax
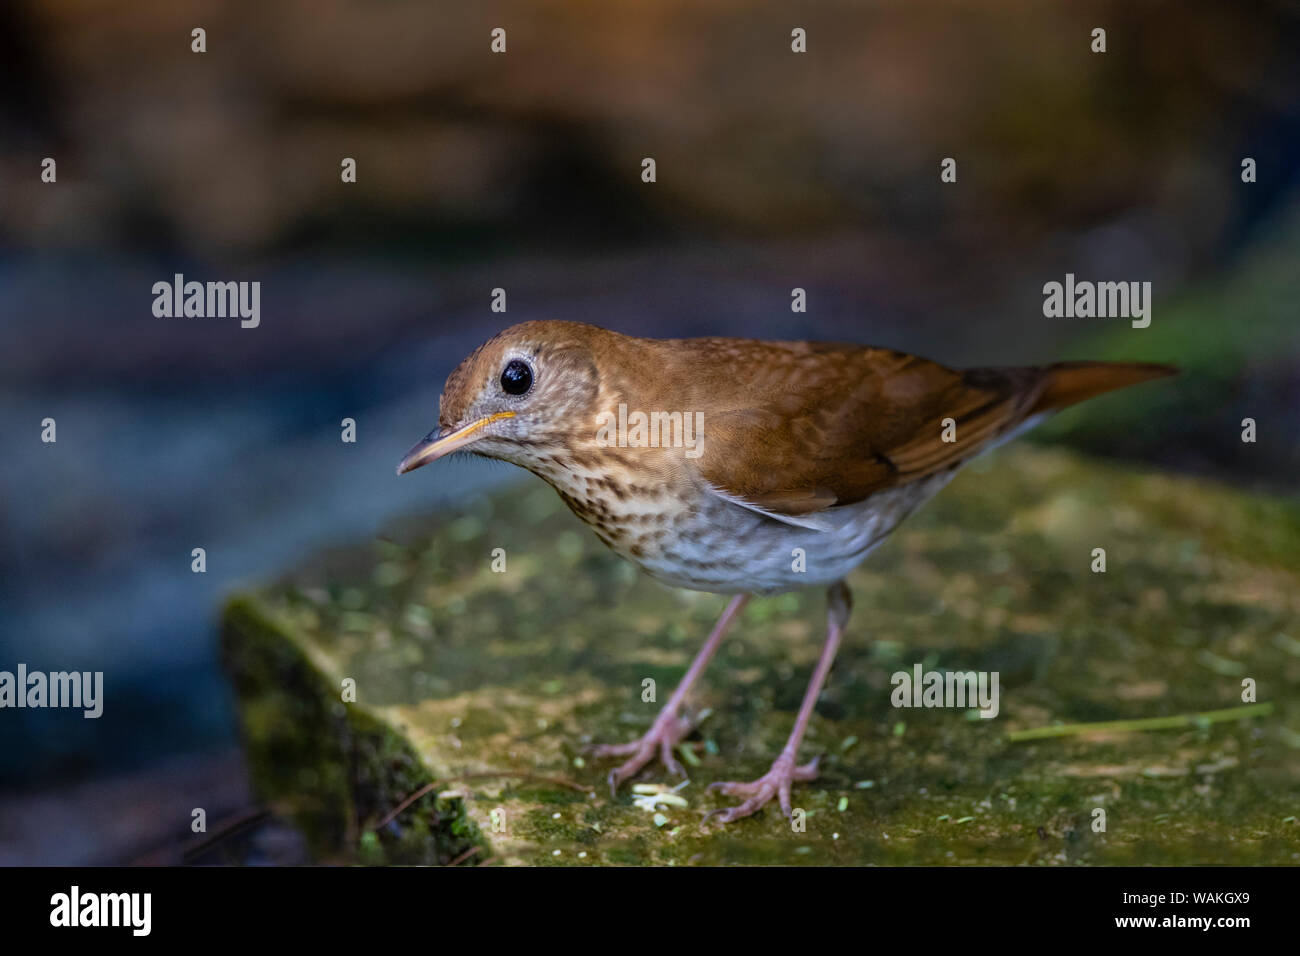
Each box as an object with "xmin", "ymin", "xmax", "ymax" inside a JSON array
[{"xmin": 1030, "ymin": 360, "xmax": 1178, "ymax": 415}]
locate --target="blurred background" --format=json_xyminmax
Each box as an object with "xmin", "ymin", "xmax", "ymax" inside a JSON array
[{"xmin": 1, "ymin": 0, "xmax": 1297, "ymax": 863}]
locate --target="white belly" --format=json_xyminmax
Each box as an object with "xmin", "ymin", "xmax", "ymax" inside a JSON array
[{"xmin": 629, "ymin": 470, "xmax": 957, "ymax": 595}]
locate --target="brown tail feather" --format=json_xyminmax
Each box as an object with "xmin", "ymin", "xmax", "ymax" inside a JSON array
[{"xmin": 1030, "ymin": 361, "xmax": 1178, "ymax": 415}]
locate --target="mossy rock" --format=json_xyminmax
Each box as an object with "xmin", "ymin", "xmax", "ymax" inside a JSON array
[
  {"xmin": 221, "ymin": 445, "xmax": 1300, "ymax": 865},
  {"xmin": 221, "ymin": 599, "xmax": 488, "ymax": 865}
]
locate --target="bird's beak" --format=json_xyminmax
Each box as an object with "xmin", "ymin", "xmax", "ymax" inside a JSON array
[{"xmin": 396, "ymin": 411, "xmax": 516, "ymax": 475}]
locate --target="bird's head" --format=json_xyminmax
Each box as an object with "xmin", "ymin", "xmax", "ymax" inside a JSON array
[{"xmin": 396, "ymin": 321, "xmax": 607, "ymax": 476}]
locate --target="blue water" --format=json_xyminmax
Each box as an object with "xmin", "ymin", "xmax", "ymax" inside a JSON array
[{"xmin": 0, "ymin": 256, "xmax": 524, "ymax": 784}]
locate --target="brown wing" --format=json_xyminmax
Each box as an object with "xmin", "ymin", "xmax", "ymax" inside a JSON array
[{"xmin": 693, "ymin": 345, "xmax": 1174, "ymax": 518}]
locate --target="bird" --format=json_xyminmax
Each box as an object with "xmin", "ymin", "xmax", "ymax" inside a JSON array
[{"xmin": 397, "ymin": 320, "xmax": 1175, "ymax": 822}]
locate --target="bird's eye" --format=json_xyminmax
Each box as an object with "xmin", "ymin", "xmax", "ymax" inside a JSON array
[{"xmin": 500, "ymin": 359, "xmax": 533, "ymax": 396}]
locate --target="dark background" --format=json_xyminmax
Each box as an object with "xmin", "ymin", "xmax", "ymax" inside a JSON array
[{"xmin": 1, "ymin": 0, "xmax": 1297, "ymax": 863}]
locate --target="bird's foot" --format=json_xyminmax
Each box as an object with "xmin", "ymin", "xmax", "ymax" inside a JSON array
[
  {"xmin": 587, "ymin": 709, "xmax": 697, "ymax": 794},
  {"xmin": 705, "ymin": 753, "xmax": 821, "ymax": 823}
]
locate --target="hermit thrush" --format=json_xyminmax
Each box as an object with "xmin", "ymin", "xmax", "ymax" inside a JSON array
[{"xmin": 397, "ymin": 320, "xmax": 1174, "ymax": 822}]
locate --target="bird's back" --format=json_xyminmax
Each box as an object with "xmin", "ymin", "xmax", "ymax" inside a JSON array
[{"xmin": 602, "ymin": 330, "xmax": 1174, "ymax": 517}]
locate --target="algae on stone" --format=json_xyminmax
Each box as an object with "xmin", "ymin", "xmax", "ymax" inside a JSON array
[
  {"xmin": 221, "ymin": 598, "xmax": 488, "ymax": 865},
  {"xmin": 221, "ymin": 445, "xmax": 1300, "ymax": 865}
]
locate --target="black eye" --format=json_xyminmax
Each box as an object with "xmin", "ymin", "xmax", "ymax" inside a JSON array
[{"xmin": 500, "ymin": 359, "xmax": 533, "ymax": 396}]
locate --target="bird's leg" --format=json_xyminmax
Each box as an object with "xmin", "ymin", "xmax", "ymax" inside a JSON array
[
  {"xmin": 590, "ymin": 593, "xmax": 750, "ymax": 794},
  {"xmin": 707, "ymin": 580, "xmax": 852, "ymax": 823}
]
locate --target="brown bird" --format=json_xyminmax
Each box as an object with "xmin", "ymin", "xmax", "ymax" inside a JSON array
[{"xmin": 397, "ymin": 320, "xmax": 1175, "ymax": 822}]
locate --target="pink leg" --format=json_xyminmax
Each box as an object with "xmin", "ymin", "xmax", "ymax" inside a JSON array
[
  {"xmin": 708, "ymin": 581, "xmax": 853, "ymax": 823},
  {"xmin": 590, "ymin": 593, "xmax": 750, "ymax": 793}
]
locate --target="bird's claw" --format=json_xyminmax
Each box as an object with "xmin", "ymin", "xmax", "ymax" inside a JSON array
[
  {"xmin": 705, "ymin": 754, "xmax": 822, "ymax": 823},
  {"xmin": 587, "ymin": 712, "xmax": 696, "ymax": 794}
]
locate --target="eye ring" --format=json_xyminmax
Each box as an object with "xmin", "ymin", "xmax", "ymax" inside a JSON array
[{"xmin": 500, "ymin": 359, "xmax": 533, "ymax": 396}]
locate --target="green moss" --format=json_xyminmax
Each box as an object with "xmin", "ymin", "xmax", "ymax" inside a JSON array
[
  {"xmin": 220, "ymin": 598, "xmax": 487, "ymax": 865},
  {"xmin": 221, "ymin": 446, "xmax": 1300, "ymax": 865}
]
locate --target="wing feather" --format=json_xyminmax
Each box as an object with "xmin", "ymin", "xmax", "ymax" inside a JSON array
[
  {"xmin": 693, "ymin": 349, "xmax": 1044, "ymax": 518},
  {"xmin": 666, "ymin": 337, "xmax": 1173, "ymax": 522}
]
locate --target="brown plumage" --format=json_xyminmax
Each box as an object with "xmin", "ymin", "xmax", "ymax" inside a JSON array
[{"xmin": 397, "ymin": 320, "xmax": 1175, "ymax": 821}]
